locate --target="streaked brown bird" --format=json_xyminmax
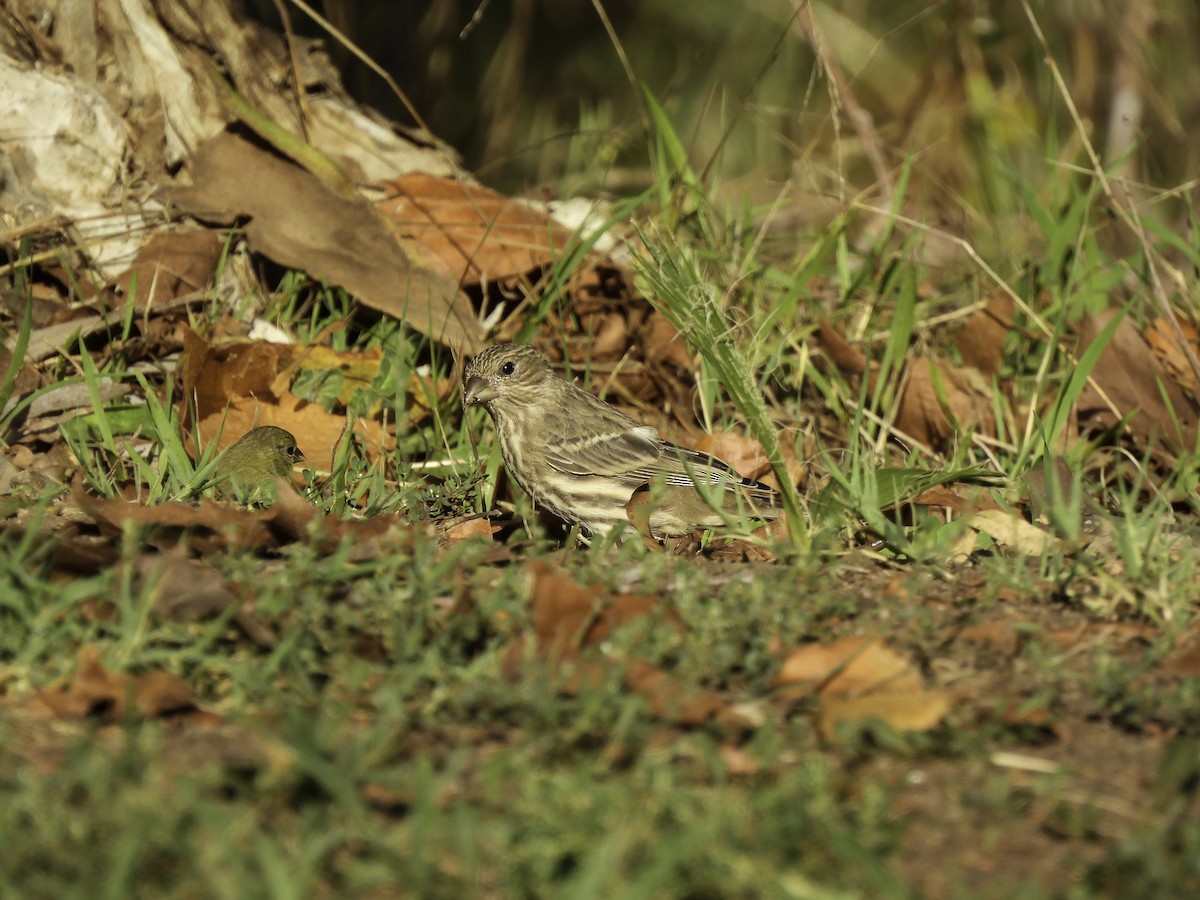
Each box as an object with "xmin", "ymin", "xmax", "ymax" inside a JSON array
[
  {"xmin": 212, "ymin": 425, "xmax": 305, "ymax": 503},
  {"xmin": 463, "ymin": 344, "xmax": 782, "ymax": 539}
]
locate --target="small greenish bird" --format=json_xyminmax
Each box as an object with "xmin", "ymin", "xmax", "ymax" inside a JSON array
[
  {"xmin": 212, "ymin": 425, "xmax": 305, "ymax": 503},
  {"xmin": 463, "ymin": 344, "xmax": 782, "ymax": 540}
]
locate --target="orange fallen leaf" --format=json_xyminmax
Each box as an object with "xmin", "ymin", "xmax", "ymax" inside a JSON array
[
  {"xmin": 774, "ymin": 635, "xmax": 922, "ymax": 695},
  {"xmin": 821, "ymin": 690, "xmax": 952, "ymax": 739},
  {"xmin": 693, "ymin": 431, "xmax": 773, "ymax": 482},
  {"xmin": 170, "ymin": 133, "xmax": 481, "ymax": 351},
  {"xmin": 639, "ymin": 311, "xmax": 692, "ymax": 371},
  {"xmin": 29, "ymin": 647, "xmax": 202, "ymax": 721},
  {"xmin": 774, "ymin": 635, "xmax": 951, "ymax": 739},
  {"xmin": 378, "ymin": 173, "xmax": 573, "ymax": 286},
  {"xmin": 959, "ymin": 620, "xmax": 1022, "ymax": 658},
  {"xmin": 504, "ymin": 564, "xmax": 746, "ymax": 728},
  {"xmin": 1146, "ymin": 315, "xmax": 1200, "ymax": 397},
  {"xmin": 73, "ymin": 482, "xmax": 409, "ymax": 556},
  {"xmin": 954, "ymin": 293, "xmax": 1014, "ymax": 377},
  {"xmin": 1076, "ymin": 309, "xmax": 1200, "ymax": 458},
  {"xmin": 524, "ymin": 561, "xmax": 684, "ymax": 662},
  {"xmin": 110, "ymin": 228, "xmax": 223, "ymax": 308},
  {"xmin": 894, "ymin": 357, "xmax": 994, "ymax": 450},
  {"xmin": 442, "ymin": 517, "xmax": 498, "ymax": 542},
  {"xmin": 817, "ymin": 322, "xmax": 995, "ymax": 450},
  {"xmin": 180, "ymin": 328, "xmax": 397, "ymax": 464}
]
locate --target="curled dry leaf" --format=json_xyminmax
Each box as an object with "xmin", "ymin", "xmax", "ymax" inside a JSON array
[
  {"xmin": 1076, "ymin": 309, "xmax": 1200, "ymax": 459},
  {"xmin": 774, "ymin": 635, "xmax": 952, "ymax": 739},
  {"xmin": 136, "ymin": 548, "xmax": 277, "ymax": 648},
  {"xmin": 590, "ymin": 313, "xmax": 629, "ymax": 358},
  {"xmin": 1146, "ymin": 316, "xmax": 1200, "ymax": 398},
  {"xmin": 817, "ymin": 322, "xmax": 995, "ymax": 450},
  {"xmin": 180, "ymin": 328, "xmax": 396, "ymax": 465},
  {"xmin": 775, "ymin": 635, "xmax": 921, "ymax": 694},
  {"xmin": 505, "ymin": 563, "xmax": 748, "ymax": 728},
  {"xmin": 1164, "ymin": 628, "xmax": 1200, "ymax": 679},
  {"xmin": 820, "ymin": 691, "xmax": 952, "ymax": 739},
  {"xmin": 639, "ymin": 311, "xmax": 693, "ymax": 372},
  {"xmin": 138, "ymin": 549, "xmax": 238, "ymax": 621},
  {"xmin": 5, "ymin": 648, "xmax": 282, "ymax": 777},
  {"xmin": 441, "ymin": 517, "xmax": 498, "ymax": 542},
  {"xmin": 522, "ymin": 561, "xmax": 684, "ymax": 661},
  {"xmin": 76, "ymin": 486, "xmax": 277, "ymax": 553},
  {"xmin": 72, "ymin": 482, "xmax": 408, "ymax": 558},
  {"xmin": 966, "ymin": 509, "xmax": 1058, "ymax": 556},
  {"xmin": 110, "ymin": 229, "xmax": 223, "ymax": 308},
  {"xmin": 959, "ymin": 620, "xmax": 1023, "ymax": 658},
  {"xmin": 896, "ymin": 358, "xmax": 994, "ymax": 449},
  {"xmin": 377, "ymin": 174, "xmax": 573, "ymax": 286},
  {"xmin": 169, "ymin": 133, "xmax": 482, "ymax": 352},
  {"xmin": 29, "ymin": 647, "xmax": 201, "ymax": 721},
  {"xmin": 953, "ymin": 294, "xmax": 1014, "ymax": 377},
  {"xmin": 693, "ymin": 432, "xmax": 773, "ymax": 483},
  {"xmin": 692, "ymin": 428, "xmax": 806, "ymax": 497}
]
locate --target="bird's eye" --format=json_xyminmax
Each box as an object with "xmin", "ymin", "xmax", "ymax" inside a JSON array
[{"xmin": 498, "ymin": 360, "xmax": 517, "ymax": 377}]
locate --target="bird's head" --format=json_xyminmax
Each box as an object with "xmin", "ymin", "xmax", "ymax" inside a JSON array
[
  {"xmin": 261, "ymin": 426, "xmax": 305, "ymax": 470},
  {"xmin": 463, "ymin": 344, "xmax": 555, "ymax": 412}
]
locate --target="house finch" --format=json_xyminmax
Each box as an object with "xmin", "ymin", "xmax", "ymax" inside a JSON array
[
  {"xmin": 212, "ymin": 425, "xmax": 305, "ymax": 503},
  {"xmin": 463, "ymin": 344, "xmax": 782, "ymax": 539}
]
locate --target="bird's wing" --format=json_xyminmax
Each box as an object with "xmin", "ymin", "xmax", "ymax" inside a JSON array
[
  {"xmin": 543, "ymin": 425, "xmax": 777, "ymax": 502},
  {"xmin": 542, "ymin": 424, "xmax": 666, "ymax": 482},
  {"xmin": 652, "ymin": 445, "xmax": 780, "ymax": 503}
]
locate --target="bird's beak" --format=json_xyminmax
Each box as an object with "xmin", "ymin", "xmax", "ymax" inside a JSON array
[{"xmin": 464, "ymin": 376, "xmax": 498, "ymax": 405}]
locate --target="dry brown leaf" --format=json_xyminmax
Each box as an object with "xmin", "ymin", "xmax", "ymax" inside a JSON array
[
  {"xmin": 1164, "ymin": 632, "xmax": 1200, "ymax": 679},
  {"xmin": 590, "ymin": 313, "xmax": 629, "ymax": 358},
  {"xmin": 442, "ymin": 518, "xmax": 498, "ymax": 542},
  {"xmin": 1146, "ymin": 316, "xmax": 1200, "ymax": 397},
  {"xmin": 719, "ymin": 743, "xmax": 761, "ymax": 776},
  {"xmin": 1039, "ymin": 623, "xmax": 1153, "ymax": 653},
  {"xmin": 524, "ymin": 562, "xmax": 684, "ymax": 661},
  {"xmin": 0, "ymin": 344, "xmax": 43, "ymax": 418},
  {"xmin": 377, "ymin": 173, "xmax": 573, "ymax": 286},
  {"xmin": 817, "ymin": 322, "xmax": 995, "ymax": 450},
  {"xmin": 693, "ymin": 431, "xmax": 773, "ymax": 482},
  {"xmin": 816, "ymin": 321, "xmax": 868, "ymax": 376},
  {"xmin": 704, "ymin": 536, "xmax": 780, "ymax": 563},
  {"xmin": 954, "ymin": 294, "xmax": 1014, "ymax": 376},
  {"xmin": 1076, "ymin": 309, "xmax": 1200, "ymax": 458},
  {"xmin": 28, "ymin": 647, "xmax": 202, "ymax": 721},
  {"xmin": 110, "ymin": 228, "xmax": 223, "ymax": 307},
  {"xmin": 137, "ymin": 549, "xmax": 237, "ymax": 621},
  {"xmin": 5, "ymin": 657, "xmax": 284, "ymax": 777},
  {"xmin": 170, "ymin": 133, "xmax": 482, "ymax": 352},
  {"xmin": 967, "ymin": 509, "xmax": 1057, "ymax": 556},
  {"xmin": 985, "ymin": 699, "xmax": 1063, "ymax": 737},
  {"xmin": 180, "ymin": 328, "xmax": 396, "ymax": 465},
  {"xmin": 639, "ymin": 312, "xmax": 693, "ymax": 371},
  {"xmin": 821, "ymin": 690, "xmax": 952, "ymax": 740},
  {"xmin": 774, "ymin": 635, "xmax": 951, "ymax": 738},
  {"xmin": 76, "ymin": 487, "xmax": 277, "ymax": 552},
  {"xmin": 894, "ymin": 358, "xmax": 994, "ymax": 449},
  {"xmin": 907, "ymin": 484, "xmax": 969, "ymax": 513},
  {"xmin": 959, "ymin": 620, "xmax": 1022, "ymax": 658},
  {"xmin": 503, "ymin": 564, "xmax": 746, "ymax": 727},
  {"xmin": 775, "ymin": 635, "xmax": 922, "ymax": 695},
  {"xmin": 621, "ymin": 659, "xmax": 739, "ymax": 727},
  {"xmin": 73, "ymin": 482, "xmax": 408, "ymax": 557}
]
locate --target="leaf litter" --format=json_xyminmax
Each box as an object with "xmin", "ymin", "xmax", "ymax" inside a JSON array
[{"xmin": 3, "ymin": 4, "xmax": 1200, "ymax": 894}]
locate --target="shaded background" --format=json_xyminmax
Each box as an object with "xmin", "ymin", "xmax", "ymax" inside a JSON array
[{"xmin": 248, "ymin": 0, "xmax": 1200, "ymax": 213}]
